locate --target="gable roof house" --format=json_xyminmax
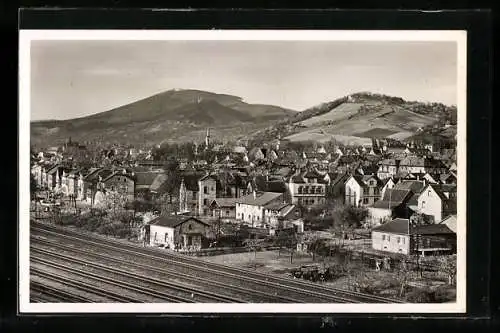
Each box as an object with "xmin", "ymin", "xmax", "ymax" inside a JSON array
[
  {"xmin": 236, "ymin": 191, "xmax": 285, "ymax": 227},
  {"xmin": 263, "ymin": 203, "xmax": 301, "ymax": 229},
  {"xmin": 371, "ymin": 218, "xmax": 456, "ymax": 256},
  {"xmin": 209, "ymin": 197, "xmax": 239, "ymax": 220},
  {"xmin": 415, "ymin": 184, "xmax": 457, "ymax": 223},
  {"xmin": 148, "ymin": 215, "xmax": 213, "ymax": 251},
  {"xmin": 367, "ymin": 188, "xmax": 414, "ymax": 227},
  {"xmin": 287, "ymin": 169, "xmax": 328, "ymax": 207},
  {"xmin": 377, "ymin": 158, "xmax": 401, "ymax": 180},
  {"xmin": 344, "ymin": 174, "xmax": 383, "ymax": 207}
]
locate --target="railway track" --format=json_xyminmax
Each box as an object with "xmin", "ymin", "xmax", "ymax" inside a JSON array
[
  {"xmin": 30, "ymin": 281, "xmax": 94, "ymax": 302},
  {"xmin": 31, "ymin": 247, "xmax": 246, "ymax": 303},
  {"xmin": 31, "ymin": 238, "xmax": 297, "ymax": 303},
  {"xmin": 31, "ymin": 221, "xmax": 402, "ymax": 303}
]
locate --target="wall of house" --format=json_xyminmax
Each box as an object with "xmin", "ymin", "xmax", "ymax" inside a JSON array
[
  {"xmin": 368, "ymin": 207, "xmax": 392, "ymax": 226},
  {"xmin": 236, "ymin": 203, "xmax": 264, "ymax": 226},
  {"xmin": 105, "ymin": 175, "xmax": 135, "ymax": 201},
  {"xmin": 198, "ymin": 178, "xmax": 217, "ymax": 216},
  {"xmin": 289, "ymin": 181, "xmax": 326, "ymax": 206},
  {"xmin": 211, "ymin": 206, "xmax": 236, "ymax": 219},
  {"xmin": 372, "ymin": 231, "xmax": 410, "ymax": 255},
  {"xmin": 417, "ymin": 187, "xmax": 442, "ymax": 222},
  {"xmin": 149, "ymin": 225, "xmax": 175, "ymax": 249},
  {"xmin": 377, "ymin": 165, "xmax": 398, "ymax": 179},
  {"xmin": 380, "ymin": 180, "xmax": 395, "ymax": 200},
  {"xmin": 345, "ymin": 178, "xmax": 362, "ymax": 207},
  {"xmin": 176, "ymin": 219, "xmax": 213, "ymax": 250},
  {"xmin": 363, "ymin": 183, "xmax": 381, "ymax": 206}
]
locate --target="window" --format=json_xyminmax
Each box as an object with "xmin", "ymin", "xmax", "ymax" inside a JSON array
[
  {"xmin": 298, "ymin": 186, "xmax": 303, "ymax": 194},
  {"xmin": 310, "ymin": 199, "xmax": 315, "ymax": 205},
  {"xmin": 397, "ymin": 237, "xmax": 400, "ymax": 244},
  {"xmin": 382, "ymin": 234, "xmax": 386, "ymax": 241},
  {"xmin": 428, "ymin": 190, "xmax": 431, "ymax": 196},
  {"xmin": 211, "ymin": 187, "xmax": 215, "ymax": 192},
  {"xmin": 226, "ymin": 210, "xmax": 230, "ymax": 216},
  {"xmin": 257, "ymin": 216, "xmax": 260, "ymax": 221},
  {"xmin": 203, "ymin": 198, "xmax": 208, "ymax": 206},
  {"xmin": 402, "ymin": 238, "xmax": 405, "ymax": 244},
  {"xmin": 192, "ymin": 192, "xmax": 197, "ymax": 200},
  {"xmin": 165, "ymin": 233, "xmax": 168, "ymax": 242},
  {"xmin": 387, "ymin": 235, "xmax": 391, "ymax": 242},
  {"xmin": 363, "ymin": 198, "xmax": 368, "ymax": 204},
  {"xmin": 422, "ymin": 201, "xmax": 426, "ymax": 208},
  {"xmin": 374, "ymin": 198, "xmax": 379, "ymax": 202},
  {"xmin": 204, "ymin": 186, "xmax": 208, "ymax": 194},
  {"xmin": 188, "ymin": 224, "xmax": 192, "ymax": 230},
  {"xmin": 316, "ymin": 187, "xmax": 321, "ymax": 194},
  {"xmin": 154, "ymin": 232, "xmax": 157, "ymax": 241}
]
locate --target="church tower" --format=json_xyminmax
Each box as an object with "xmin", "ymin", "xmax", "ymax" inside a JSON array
[{"xmin": 205, "ymin": 128, "xmax": 211, "ymax": 149}]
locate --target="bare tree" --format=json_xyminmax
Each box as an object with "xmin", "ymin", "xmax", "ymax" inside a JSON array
[{"xmin": 438, "ymin": 254, "xmax": 457, "ymax": 286}]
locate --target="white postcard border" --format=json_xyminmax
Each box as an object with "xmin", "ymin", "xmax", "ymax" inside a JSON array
[{"xmin": 19, "ymin": 29, "xmax": 467, "ymax": 314}]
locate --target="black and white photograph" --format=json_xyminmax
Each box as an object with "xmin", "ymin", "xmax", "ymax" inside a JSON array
[{"xmin": 19, "ymin": 29, "xmax": 467, "ymax": 313}]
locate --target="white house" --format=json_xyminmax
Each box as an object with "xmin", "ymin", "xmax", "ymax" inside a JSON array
[
  {"xmin": 148, "ymin": 215, "xmax": 212, "ymax": 251},
  {"xmin": 344, "ymin": 174, "xmax": 382, "ymax": 207},
  {"xmin": 372, "ymin": 218, "xmax": 411, "ymax": 255},
  {"xmin": 379, "ymin": 177, "xmax": 396, "ymax": 200},
  {"xmin": 236, "ymin": 191, "xmax": 285, "ymax": 227},
  {"xmin": 416, "ymin": 184, "xmax": 457, "ymax": 223}
]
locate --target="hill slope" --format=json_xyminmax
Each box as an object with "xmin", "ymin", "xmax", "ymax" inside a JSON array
[
  {"xmin": 249, "ymin": 92, "xmax": 457, "ymax": 145},
  {"xmin": 30, "ymin": 89, "xmax": 297, "ymax": 146}
]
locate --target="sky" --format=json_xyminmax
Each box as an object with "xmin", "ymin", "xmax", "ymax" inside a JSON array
[{"xmin": 30, "ymin": 40, "xmax": 458, "ymax": 121}]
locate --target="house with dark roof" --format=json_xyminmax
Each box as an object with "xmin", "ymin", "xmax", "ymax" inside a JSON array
[
  {"xmin": 372, "ymin": 218, "xmax": 456, "ymax": 255},
  {"xmin": 415, "ymin": 184, "xmax": 457, "ymax": 223},
  {"xmin": 439, "ymin": 172, "xmax": 457, "ymax": 185},
  {"xmin": 367, "ymin": 189, "xmax": 414, "ymax": 226},
  {"xmin": 398, "ymin": 156, "xmax": 448, "ymax": 176},
  {"xmin": 323, "ymin": 172, "xmax": 350, "ymax": 201},
  {"xmin": 344, "ymin": 174, "xmax": 383, "ymax": 207},
  {"xmin": 287, "ymin": 169, "xmax": 328, "ymax": 207},
  {"xmin": 134, "ymin": 171, "xmax": 161, "ymax": 193},
  {"xmin": 209, "ymin": 197, "xmax": 239, "ymax": 220},
  {"xmin": 101, "ymin": 170, "xmax": 136, "ymax": 201},
  {"xmin": 377, "ymin": 159, "xmax": 400, "ymax": 180},
  {"xmin": 263, "ymin": 203, "xmax": 301, "ymax": 229},
  {"xmin": 379, "ymin": 177, "xmax": 397, "ymax": 200},
  {"xmin": 236, "ymin": 191, "xmax": 285, "ymax": 227},
  {"xmin": 148, "ymin": 215, "xmax": 213, "ymax": 251}
]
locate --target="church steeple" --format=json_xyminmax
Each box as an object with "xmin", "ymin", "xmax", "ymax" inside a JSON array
[{"xmin": 205, "ymin": 128, "xmax": 211, "ymax": 149}]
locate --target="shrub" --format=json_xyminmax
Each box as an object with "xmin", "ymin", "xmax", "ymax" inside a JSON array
[
  {"xmin": 433, "ymin": 285, "xmax": 456, "ymax": 303},
  {"xmin": 405, "ymin": 288, "xmax": 435, "ymax": 303}
]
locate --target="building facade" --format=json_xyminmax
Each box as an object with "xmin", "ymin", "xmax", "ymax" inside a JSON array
[{"xmin": 288, "ymin": 169, "xmax": 327, "ymax": 207}]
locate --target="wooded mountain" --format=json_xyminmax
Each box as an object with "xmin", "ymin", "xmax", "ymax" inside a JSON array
[{"xmin": 30, "ymin": 89, "xmax": 297, "ymax": 147}]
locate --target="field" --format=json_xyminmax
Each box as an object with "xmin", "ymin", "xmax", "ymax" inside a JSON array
[
  {"xmin": 284, "ymin": 131, "xmax": 373, "ymax": 146},
  {"xmin": 284, "ymin": 101, "xmax": 438, "ymax": 144},
  {"xmin": 299, "ymin": 103, "xmax": 365, "ymax": 127},
  {"xmin": 354, "ymin": 128, "xmax": 399, "ymax": 138}
]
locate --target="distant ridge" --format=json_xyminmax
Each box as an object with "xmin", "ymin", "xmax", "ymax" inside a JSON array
[{"xmin": 30, "ymin": 89, "xmax": 297, "ymax": 146}]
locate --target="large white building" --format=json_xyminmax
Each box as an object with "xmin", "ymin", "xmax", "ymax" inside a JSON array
[
  {"xmin": 236, "ymin": 191, "xmax": 285, "ymax": 227},
  {"xmin": 287, "ymin": 169, "xmax": 327, "ymax": 207}
]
